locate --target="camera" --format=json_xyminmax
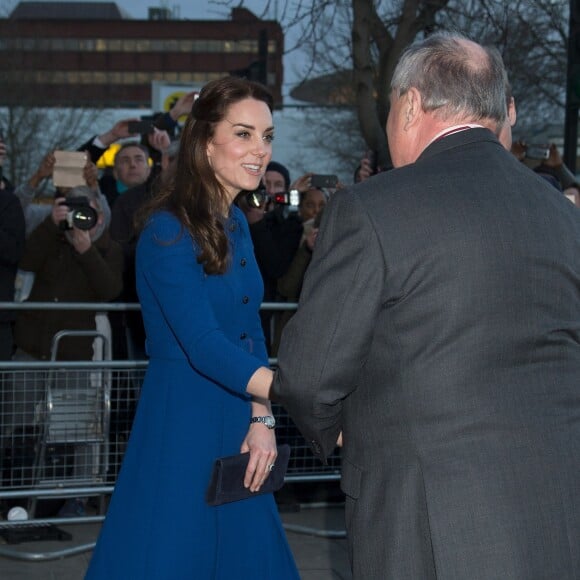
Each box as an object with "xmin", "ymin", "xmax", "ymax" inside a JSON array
[
  {"xmin": 274, "ymin": 189, "xmax": 300, "ymax": 209},
  {"xmin": 310, "ymin": 174, "xmax": 338, "ymax": 189},
  {"xmin": 128, "ymin": 120, "xmax": 155, "ymax": 135},
  {"xmin": 58, "ymin": 196, "xmax": 98, "ymax": 231},
  {"xmin": 245, "ymin": 188, "xmax": 268, "ymax": 209}
]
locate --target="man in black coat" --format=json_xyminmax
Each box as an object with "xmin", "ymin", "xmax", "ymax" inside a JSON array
[
  {"xmin": 0, "ymin": 131, "xmax": 25, "ymax": 360},
  {"xmin": 272, "ymin": 33, "xmax": 580, "ymax": 578},
  {"xmin": 0, "ymin": 181, "xmax": 25, "ymax": 360},
  {"xmin": 109, "ymin": 139, "xmax": 180, "ymax": 359}
]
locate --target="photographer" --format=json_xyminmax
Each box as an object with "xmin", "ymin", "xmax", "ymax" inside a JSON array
[
  {"xmin": 78, "ymin": 95, "xmax": 188, "ymax": 208},
  {"xmin": 271, "ymin": 188, "xmax": 327, "ymax": 355},
  {"xmin": 511, "ymin": 140, "xmax": 578, "ymax": 192},
  {"xmin": 14, "ymin": 151, "xmax": 111, "ymax": 237},
  {"xmin": 13, "ymin": 186, "xmax": 122, "ymax": 361},
  {"xmin": 0, "ymin": 135, "xmax": 25, "ymax": 361},
  {"xmin": 8, "ymin": 186, "xmax": 122, "ymax": 516},
  {"xmin": 236, "ymin": 161, "xmax": 305, "ymax": 351}
]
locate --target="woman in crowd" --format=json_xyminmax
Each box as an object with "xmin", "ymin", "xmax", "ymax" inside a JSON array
[{"xmin": 85, "ymin": 76, "xmax": 299, "ymax": 579}]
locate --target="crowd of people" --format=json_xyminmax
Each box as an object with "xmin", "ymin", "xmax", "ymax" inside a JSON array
[{"xmin": 0, "ymin": 92, "xmax": 577, "ymax": 370}]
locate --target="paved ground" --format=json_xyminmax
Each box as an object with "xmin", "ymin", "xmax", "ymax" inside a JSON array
[{"xmin": 0, "ymin": 484, "xmax": 352, "ymax": 579}]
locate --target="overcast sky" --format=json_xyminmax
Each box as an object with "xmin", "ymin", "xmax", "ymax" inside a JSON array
[
  {"xmin": 22, "ymin": 0, "xmax": 273, "ymax": 20},
  {"xmin": 115, "ymin": 1, "xmax": 272, "ymax": 21}
]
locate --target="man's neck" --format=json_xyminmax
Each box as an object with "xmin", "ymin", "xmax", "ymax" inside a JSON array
[{"xmin": 426, "ymin": 123, "xmax": 485, "ymax": 148}]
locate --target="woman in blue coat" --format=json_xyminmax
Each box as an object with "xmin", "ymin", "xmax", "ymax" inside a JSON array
[{"xmin": 85, "ymin": 77, "xmax": 299, "ymax": 579}]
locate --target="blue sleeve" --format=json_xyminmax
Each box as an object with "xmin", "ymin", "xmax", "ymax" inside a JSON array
[{"xmin": 138, "ymin": 211, "xmax": 265, "ymax": 396}]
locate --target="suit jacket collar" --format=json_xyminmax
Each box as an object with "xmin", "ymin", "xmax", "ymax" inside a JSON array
[{"xmin": 417, "ymin": 127, "xmax": 501, "ymax": 163}]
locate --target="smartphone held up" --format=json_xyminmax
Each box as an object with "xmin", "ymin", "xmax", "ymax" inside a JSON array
[{"xmin": 310, "ymin": 174, "xmax": 338, "ymax": 189}]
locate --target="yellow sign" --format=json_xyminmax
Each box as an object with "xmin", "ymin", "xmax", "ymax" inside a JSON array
[
  {"xmin": 96, "ymin": 143, "xmax": 153, "ymax": 169},
  {"xmin": 151, "ymin": 81, "xmax": 201, "ymax": 124}
]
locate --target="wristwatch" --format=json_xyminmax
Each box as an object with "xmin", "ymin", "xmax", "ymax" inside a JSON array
[{"xmin": 250, "ymin": 415, "xmax": 276, "ymax": 429}]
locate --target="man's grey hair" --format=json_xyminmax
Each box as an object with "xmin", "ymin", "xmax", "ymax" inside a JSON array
[{"xmin": 390, "ymin": 32, "xmax": 508, "ymax": 126}]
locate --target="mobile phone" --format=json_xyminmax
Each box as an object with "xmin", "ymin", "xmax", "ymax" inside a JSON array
[
  {"xmin": 128, "ymin": 120, "xmax": 155, "ymax": 134},
  {"xmin": 274, "ymin": 189, "xmax": 300, "ymax": 208},
  {"xmin": 311, "ymin": 174, "xmax": 338, "ymax": 188},
  {"xmin": 525, "ymin": 145, "xmax": 550, "ymax": 160}
]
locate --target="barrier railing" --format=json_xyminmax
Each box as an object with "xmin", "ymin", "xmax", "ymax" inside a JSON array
[{"xmin": 0, "ymin": 302, "xmax": 342, "ymax": 542}]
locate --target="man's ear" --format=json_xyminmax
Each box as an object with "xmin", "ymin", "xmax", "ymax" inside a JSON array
[
  {"xmin": 404, "ymin": 88, "xmax": 422, "ymax": 130},
  {"xmin": 507, "ymin": 96, "xmax": 517, "ymax": 128}
]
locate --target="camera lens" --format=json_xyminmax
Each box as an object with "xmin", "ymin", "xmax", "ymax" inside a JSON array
[
  {"xmin": 71, "ymin": 207, "xmax": 98, "ymax": 230},
  {"xmin": 246, "ymin": 189, "xmax": 267, "ymax": 208}
]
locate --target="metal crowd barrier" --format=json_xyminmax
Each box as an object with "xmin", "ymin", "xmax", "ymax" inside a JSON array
[{"xmin": 0, "ymin": 301, "xmax": 344, "ymax": 560}]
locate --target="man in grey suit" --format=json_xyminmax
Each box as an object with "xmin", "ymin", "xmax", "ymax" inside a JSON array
[{"xmin": 271, "ymin": 33, "xmax": 580, "ymax": 579}]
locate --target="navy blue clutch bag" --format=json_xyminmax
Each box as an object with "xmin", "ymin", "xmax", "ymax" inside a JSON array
[{"xmin": 206, "ymin": 444, "xmax": 291, "ymax": 506}]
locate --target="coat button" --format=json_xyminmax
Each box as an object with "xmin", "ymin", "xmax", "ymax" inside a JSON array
[
  {"xmin": 240, "ymin": 332, "xmax": 247, "ymax": 340},
  {"xmin": 240, "ymin": 258, "xmax": 247, "ymax": 267},
  {"xmin": 311, "ymin": 440, "xmax": 322, "ymax": 454},
  {"xmin": 242, "ymin": 296, "xmax": 249, "ymax": 304},
  {"xmin": 229, "ymin": 223, "xmax": 236, "ymax": 232}
]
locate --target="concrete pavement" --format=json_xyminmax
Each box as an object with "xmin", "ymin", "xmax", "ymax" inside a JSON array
[{"xmin": 0, "ymin": 488, "xmax": 351, "ymax": 579}]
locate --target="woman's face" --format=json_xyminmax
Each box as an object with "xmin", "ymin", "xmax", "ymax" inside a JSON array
[
  {"xmin": 299, "ymin": 188, "xmax": 326, "ymax": 222},
  {"xmin": 207, "ymin": 98, "xmax": 274, "ymax": 202}
]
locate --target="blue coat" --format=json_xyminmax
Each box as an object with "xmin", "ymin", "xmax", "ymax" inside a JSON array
[{"xmin": 86, "ymin": 207, "xmax": 299, "ymax": 579}]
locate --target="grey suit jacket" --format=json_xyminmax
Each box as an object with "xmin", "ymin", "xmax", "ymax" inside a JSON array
[{"xmin": 272, "ymin": 128, "xmax": 580, "ymax": 579}]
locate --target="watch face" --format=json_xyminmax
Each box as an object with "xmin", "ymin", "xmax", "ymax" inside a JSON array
[{"xmin": 264, "ymin": 416, "xmax": 275, "ymax": 429}]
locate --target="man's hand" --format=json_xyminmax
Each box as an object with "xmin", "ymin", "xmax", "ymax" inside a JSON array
[
  {"xmin": 290, "ymin": 172, "xmax": 313, "ymax": 193},
  {"xmin": 98, "ymin": 118, "xmax": 140, "ymax": 147},
  {"xmin": 29, "ymin": 152, "xmax": 56, "ymax": 188},
  {"xmin": 83, "ymin": 156, "xmax": 99, "ymax": 189},
  {"xmin": 510, "ymin": 140, "xmax": 527, "ymax": 162},
  {"xmin": 305, "ymin": 226, "xmax": 319, "ymax": 251},
  {"xmin": 51, "ymin": 196, "xmax": 69, "ymax": 227},
  {"xmin": 169, "ymin": 90, "xmax": 198, "ymax": 121},
  {"xmin": 147, "ymin": 128, "xmax": 171, "ymax": 153},
  {"xmin": 544, "ymin": 143, "xmax": 564, "ymax": 169},
  {"xmin": 356, "ymin": 157, "xmax": 375, "ymax": 182},
  {"xmin": 69, "ymin": 227, "xmax": 92, "ymax": 254}
]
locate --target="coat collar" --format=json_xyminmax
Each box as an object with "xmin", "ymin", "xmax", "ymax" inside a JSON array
[{"xmin": 417, "ymin": 127, "xmax": 502, "ymax": 163}]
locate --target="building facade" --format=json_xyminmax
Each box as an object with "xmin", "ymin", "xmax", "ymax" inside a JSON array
[{"xmin": 0, "ymin": 3, "xmax": 284, "ymax": 108}]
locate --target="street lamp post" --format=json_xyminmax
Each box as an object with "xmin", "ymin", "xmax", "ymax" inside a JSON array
[{"xmin": 564, "ymin": 0, "xmax": 580, "ymax": 172}]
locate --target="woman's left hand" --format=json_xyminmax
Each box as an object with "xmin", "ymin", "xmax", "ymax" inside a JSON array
[{"xmin": 240, "ymin": 424, "xmax": 277, "ymax": 493}]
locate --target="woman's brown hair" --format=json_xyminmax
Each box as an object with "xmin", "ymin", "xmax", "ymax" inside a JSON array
[{"xmin": 137, "ymin": 76, "xmax": 273, "ymax": 275}]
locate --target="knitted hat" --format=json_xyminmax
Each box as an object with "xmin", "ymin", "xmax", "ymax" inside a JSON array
[{"xmin": 266, "ymin": 161, "xmax": 291, "ymax": 190}]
